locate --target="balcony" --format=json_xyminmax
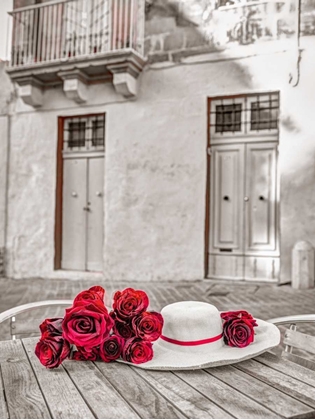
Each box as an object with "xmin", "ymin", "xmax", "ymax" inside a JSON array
[{"xmin": 7, "ymin": 0, "xmax": 146, "ymax": 106}]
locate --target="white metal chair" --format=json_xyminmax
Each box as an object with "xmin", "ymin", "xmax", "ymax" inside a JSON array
[
  {"xmin": 268, "ymin": 314, "xmax": 315, "ymax": 370},
  {"xmin": 0, "ymin": 300, "xmax": 73, "ymax": 340}
]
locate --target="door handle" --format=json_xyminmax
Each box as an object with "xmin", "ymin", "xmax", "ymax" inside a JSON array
[
  {"xmin": 244, "ymin": 196, "xmax": 249, "ymax": 202},
  {"xmin": 83, "ymin": 206, "xmax": 91, "ymax": 212},
  {"xmin": 96, "ymin": 191, "xmax": 102, "ymax": 197},
  {"xmin": 71, "ymin": 192, "xmax": 77, "ymax": 197}
]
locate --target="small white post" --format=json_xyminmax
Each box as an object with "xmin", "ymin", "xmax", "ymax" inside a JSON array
[{"xmin": 292, "ymin": 241, "xmax": 315, "ymax": 289}]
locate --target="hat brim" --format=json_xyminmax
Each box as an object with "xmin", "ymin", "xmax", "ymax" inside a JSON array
[{"xmin": 117, "ymin": 319, "xmax": 280, "ymax": 370}]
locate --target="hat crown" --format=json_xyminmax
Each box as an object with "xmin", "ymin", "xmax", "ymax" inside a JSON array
[{"xmin": 161, "ymin": 301, "xmax": 223, "ymax": 346}]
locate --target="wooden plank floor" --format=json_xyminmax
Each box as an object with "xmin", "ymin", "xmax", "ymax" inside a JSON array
[
  {"xmin": 0, "ymin": 277, "xmax": 314, "ymax": 348},
  {"xmin": 2, "ymin": 337, "xmax": 315, "ymax": 419}
]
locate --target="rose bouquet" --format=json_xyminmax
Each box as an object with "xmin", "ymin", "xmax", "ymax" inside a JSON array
[{"xmin": 35, "ymin": 286, "xmax": 164, "ymax": 369}]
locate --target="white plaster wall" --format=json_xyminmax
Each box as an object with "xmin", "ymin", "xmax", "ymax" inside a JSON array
[
  {"xmin": 5, "ymin": 37, "xmax": 315, "ymax": 282},
  {"xmin": 0, "ymin": 116, "xmax": 8, "ymax": 248},
  {"xmin": 0, "ymin": 61, "xmax": 14, "ymax": 251}
]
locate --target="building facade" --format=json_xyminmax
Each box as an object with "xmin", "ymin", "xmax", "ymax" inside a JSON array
[{"xmin": 1, "ymin": 0, "xmax": 315, "ymax": 283}]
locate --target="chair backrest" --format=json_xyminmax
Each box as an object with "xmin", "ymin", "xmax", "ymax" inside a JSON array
[
  {"xmin": 268, "ymin": 314, "xmax": 315, "ymax": 369},
  {"xmin": 0, "ymin": 300, "xmax": 73, "ymax": 340}
]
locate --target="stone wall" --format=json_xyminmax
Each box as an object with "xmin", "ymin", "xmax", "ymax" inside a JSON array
[
  {"xmin": 144, "ymin": 0, "xmax": 216, "ymax": 63},
  {"xmin": 4, "ymin": 1, "xmax": 315, "ymax": 282},
  {"xmin": 4, "ymin": 36, "xmax": 315, "ymax": 282}
]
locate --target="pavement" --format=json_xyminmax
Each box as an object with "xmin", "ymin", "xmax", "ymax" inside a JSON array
[{"xmin": 0, "ymin": 277, "xmax": 314, "ymax": 355}]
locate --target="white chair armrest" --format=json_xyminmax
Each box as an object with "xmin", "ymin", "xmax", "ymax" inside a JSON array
[
  {"xmin": 268, "ymin": 314, "xmax": 315, "ymax": 326},
  {"xmin": 0, "ymin": 300, "xmax": 73, "ymax": 324}
]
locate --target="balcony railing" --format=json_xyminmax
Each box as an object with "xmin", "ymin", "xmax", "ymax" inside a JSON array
[{"xmin": 8, "ymin": 0, "xmax": 145, "ymax": 69}]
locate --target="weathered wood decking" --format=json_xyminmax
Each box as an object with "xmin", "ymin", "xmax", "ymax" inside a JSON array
[{"xmin": 1, "ymin": 338, "xmax": 315, "ymax": 419}]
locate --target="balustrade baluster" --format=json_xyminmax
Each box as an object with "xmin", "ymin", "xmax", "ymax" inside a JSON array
[{"xmin": 130, "ymin": 0, "xmax": 134, "ymax": 50}]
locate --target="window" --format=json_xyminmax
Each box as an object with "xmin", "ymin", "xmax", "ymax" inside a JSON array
[
  {"xmin": 210, "ymin": 92, "xmax": 279, "ymax": 139},
  {"xmin": 92, "ymin": 115, "xmax": 106, "ymax": 147},
  {"xmin": 215, "ymin": 104, "xmax": 242, "ymax": 133},
  {"xmin": 63, "ymin": 114, "xmax": 105, "ymax": 151},
  {"xmin": 68, "ymin": 122, "xmax": 86, "ymax": 148},
  {"xmin": 250, "ymin": 97, "xmax": 279, "ymax": 131}
]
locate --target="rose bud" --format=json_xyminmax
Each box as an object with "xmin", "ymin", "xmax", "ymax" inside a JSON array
[
  {"xmin": 223, "ymin": 318, "xmax": 255, "ymax": 348},
  {"xmin": 132, "ymin": 311, "xmax": 164, "ymax": 342},
  {"xmin": 221, "ymin": 310, "xmax": 258, "ymax": 327},
  {"xmin": 99, "ymin": 335, "xmax": 124, "ymax": 363},
  {"xmin": 62, "ymin": 302, "xmax": 114, "ymax": 348},
  {"xmin": 73, "ymin": 286, "xmax": 105, "ymax": 308},
  {"xmin": 35, "ymin": 336, "xmax": 70, "ymax": 369},
  {"xmin": 39, "ymin": 318, "xmax": 63, "ymax": 337},
  {"xmin": 122, "ymin": 337, "xmax": 153, "ymax": 364},
  {"xmin": 113, "ymin": 288, "xmax": 149, "ymax": 320},
  {"xmin": 72, "ymin": 346, "xmax": 99, "ymax": 361}
]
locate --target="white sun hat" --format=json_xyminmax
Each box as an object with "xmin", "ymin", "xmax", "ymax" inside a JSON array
[{"xmin": 119, "ymin": 301, "xmax": 280, "ymax": 370}]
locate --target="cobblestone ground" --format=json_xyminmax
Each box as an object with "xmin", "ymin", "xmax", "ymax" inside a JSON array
[{"xmin": 0, "ymin": 277, "xmax": 314, "ymax": 358}]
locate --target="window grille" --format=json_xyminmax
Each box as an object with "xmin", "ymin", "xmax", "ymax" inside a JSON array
[
  {"xmin": 250, "ymin": 97, "xmax": 279, "ymax": 131},
  {"xmin": 68, "ymin": 122, "xmax": 86, "ymax": 148},
  {"xmin": 215, "ymin": 104, "xmax": 242, "ymax": 133},
  {"xmin": 210, "ymin": 92, "xmax": 279, "ymax": 136},
  {"xmin": 63, "ymin": 114, "xmax": 105, "ymax": 151}
]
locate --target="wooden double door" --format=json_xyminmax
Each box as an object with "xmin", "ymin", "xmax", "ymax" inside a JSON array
[
  {"xmin": 61, "ymin": 154, "xmax": 104, "ymax": 271},
  {"xmin": 208, "ymin": 141, "xmax": 279, "ymax": 281}
]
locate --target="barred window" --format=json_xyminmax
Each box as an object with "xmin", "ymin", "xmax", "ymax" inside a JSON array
[
  {"xmin": 68, "ymin": 122, "xmax": 86, "ymax": 148},
  {"xmin": 63, "ymin": 114, "xmax": 105, "ymax": 151},
  {"xmin": 215, "ymin": 104, "xmax": 242, "ymax": 133},
  {"xmin": 250, "ymin": 97, "xmax": 279, "ymax": 131},
  {"xmin": 210, "ymin": 92, "xmax": 279, "ymax": 137}
]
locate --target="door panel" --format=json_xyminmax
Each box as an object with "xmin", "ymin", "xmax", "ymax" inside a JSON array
[
  {"xmin": 86, "ymin": 157, "xmax": 104, "ymax": 271},
  {"xmin": 210, "ymin": 144, "xmax": 245, "ymax": 254},
  {"xmin": 208, "ymin": 254, "xmax": 244, "ymax": 280},
  {"xmin": 62, "ymin": 158, "xmax": 87, "ymax": 270},
  {"xmin": 208, "ymin": 141, "xmax": 279, "ymax": 281},
  {"xmin": 245, "ymin": 142, "xmax": 278, "ymax": 253},
  {"xmin": 244, "ymin": 256, "xmax": 280, "ymax": 281}
]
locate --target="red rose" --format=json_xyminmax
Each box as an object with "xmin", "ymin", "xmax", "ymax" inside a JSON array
[
  {"xmin": 112, "ymin": 318, "xmax": 135, "ymax": 340},
  {"xmin": 221, "ymin": 310, "xmax": 258, "ymax": 327},
  {"xmin": 62, "ymin": 302, "xmax": 113, "ymax": 348},
  {"xmin": 39, "ymin": 318, "xmax": 63, "ymax": 337},
  {"xmin": 71, "ymin": 351, "xmax": 87, "ymax": 361},
  {"xmin": 99, "ymin": 335, "xmax": 124, "ymax": 362},
  {"xmin": 72, "ymin": 346, "xmax": 99, "ymax": 361},
  {"xmin": 132, "ymin": 311, "xmax": 163, "ymax": 342},
  {"xmin": 73, "ymin": 286, "xmax": 105, "ymax": 307},
  {"xmin": 222, "ymin": 317, "xmax": 256, "ymax": 348},
  {"xmin": 122, "ymin": 337, "xmax": 153, "ymax": 364},
  {"xmin": 113, "ymin": 288, "xmax": 149, "ymax": 320},
  {"xmin": 35, "ymin": 336, "xmax": 70, "ymax": 369}
]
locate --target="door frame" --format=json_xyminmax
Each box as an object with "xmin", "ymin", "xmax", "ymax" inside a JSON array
[
  {"xmin": 204, "ymin": 93, "xmax": 280, "ymax": 279},
  {"xmin": 54, "ymin": 113, "xmax": 106, "ymax": 270},
  {"xmin": 205, "ymin": 95, "xmax": 244, "ymax": 277}
]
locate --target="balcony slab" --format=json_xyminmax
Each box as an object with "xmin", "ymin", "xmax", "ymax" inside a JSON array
[{"xmin": 6, "ymin": 50, "xmax": 146, "ymax": 106}]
